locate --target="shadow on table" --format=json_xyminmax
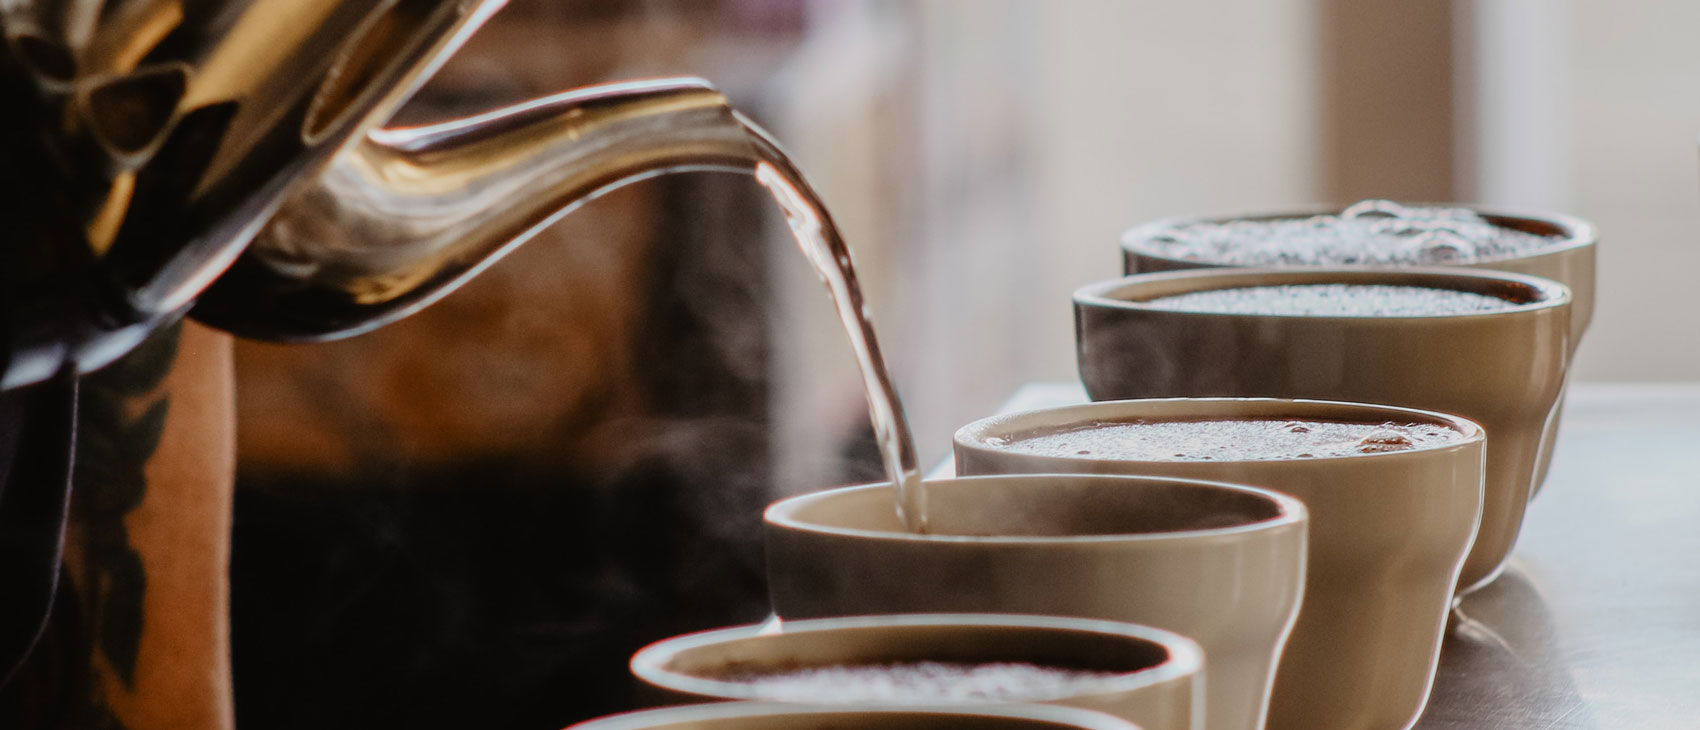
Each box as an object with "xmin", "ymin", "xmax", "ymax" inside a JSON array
[{"xmin": 1417, "ymin": 564, "xmax": 1595, "ymax": 729}]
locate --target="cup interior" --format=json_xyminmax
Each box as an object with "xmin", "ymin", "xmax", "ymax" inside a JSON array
[
  {"xmin": 567, "ymin": 703, "xmax": 1141, "ymax": 730},
  {"xmin": 1120, "ymin": 204, "xmax": 1597, "ymax": 266},
  {"xmin": 956, "ymin": 397, "xmax": 1484, "ymax": 466},
  {"xmin": 632, "ymin": 614, "xmax": 1196, "ymax": 704},
  {"xmin": 767, "ymin": 474, "xmax": 1301, "ymax": 541},
  {"xmin": 1076, "ymin": 267, "xmax": 1570, "ymax": 318}
]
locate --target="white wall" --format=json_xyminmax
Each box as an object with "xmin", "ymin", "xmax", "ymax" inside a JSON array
[
  {"xmin": 1023, "ymin": 0, "xmax": 1324, "ymax": 380},
  {"xmin": 1565, "ymin": 1, "xmax": 1700, "ymax": 381},
  {"xmin": 1465, "ymin": 0, "xmax": 1700, "ymax": 381}
]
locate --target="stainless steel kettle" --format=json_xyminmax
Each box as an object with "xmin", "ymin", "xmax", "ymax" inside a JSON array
[
  {"xmin": 0, "ymin": 0, "xmax": 800, "ymax": 687},
  {"xmin": 0, "ymin": 0, "xmax": 788, "ymax": 389}
]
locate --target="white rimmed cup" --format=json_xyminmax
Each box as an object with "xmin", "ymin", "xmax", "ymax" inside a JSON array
[
  {"xmin": 630, "ymin": 614, "xmax": 1201, "ymax": 730},
  {"xmin": 564, "ymin": 701, "xmax": 1145, "ymax": 730},
  {"xmin": 1121, "ymin": 204, "xmax": 1594, "ymax": 494},
  {"xmin": 764, "ymin": 474, "xmax": 1308, "ymax": 730},
  {"xmin": 1074, "ymin": 267, "xmax": 1569, "ymax": 591},
  {"xmin": 955, "ymin": 398, "xmax": 1485, "ymax": 730}
]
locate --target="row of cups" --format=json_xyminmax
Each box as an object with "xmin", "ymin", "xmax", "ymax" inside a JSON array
[{"xmin": 567, "ymin": 205, "xmax": 1596, "ymax": 730}]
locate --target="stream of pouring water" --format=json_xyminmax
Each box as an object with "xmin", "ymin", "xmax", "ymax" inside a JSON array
[{"xmin": 751, "ymin": 157, "xmax": 927, "ymax": 534}]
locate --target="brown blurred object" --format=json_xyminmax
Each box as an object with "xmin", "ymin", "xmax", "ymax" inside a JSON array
[
  {"xmin": 233, "ymin": 184, "xmax": 659, "ymax": 479},
  {"xmin": 1320, "ymin": 0, "xmax": 1457, "ymax": 202}
]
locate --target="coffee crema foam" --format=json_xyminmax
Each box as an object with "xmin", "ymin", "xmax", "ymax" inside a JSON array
[
  {"xmin": 1140, "ymin": 199, "xmax": 1563, "ymax": 266},
  {"xmin": 711, "ymin": 661, "xmax": 1124, "ymax": 702},
  {"xmin": 1143, "ymin": 284, "xmax": 1518, "ymax": 317},
  {"xmin": 989, "ymin": 419, "xmax": 1465, "ymax": 461}
]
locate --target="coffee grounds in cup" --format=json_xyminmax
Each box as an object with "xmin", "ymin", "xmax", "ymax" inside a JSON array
[
  {"xmin": 987, "ymin": 419, "xmax": 1464, "ymax": 462},
  {"xmin": 710, "ymin": 661, "xmax": 1124, "ymax": 702},
  {"xmin": 1139, "ymin": 199, "xmax": 1562, "ymax": 266},
  {"xmin": 1143, "ymin": 284, "xmax": 1517, "ymax": 317}
]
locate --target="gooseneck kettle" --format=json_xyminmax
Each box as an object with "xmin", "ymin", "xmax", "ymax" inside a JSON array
[{"xmin": 0, "ymin": 0, "xmax": 803, "ymax": 686}]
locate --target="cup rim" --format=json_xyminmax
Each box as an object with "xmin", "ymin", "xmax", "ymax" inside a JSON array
[
  {"xmin": 1118, "ymin": 202, "xmax": 1598, "ymax": 266},
  {"xmin": 764, "ymin": 474, "xmax": 1307, "ymax": 545},
  {"xmin": 1073, "ymin": 266, "xmax": 1572, "ymax": 322},
  {"xmin": 565, "ymin": 700, "xmax": 1142, "ymax": 730},
  {"xmin": 629, "ymin": 613, "xmax": 1204, "ymax": 706},
  {"xmin": 954, "ymin": 396, "xmax": 1485, "ymax": 466}
]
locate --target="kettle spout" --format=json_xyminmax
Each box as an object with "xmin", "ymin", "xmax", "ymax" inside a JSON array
[{"xmin": 191, "ymin": 76, "xmax": 767, "ymax": 341}]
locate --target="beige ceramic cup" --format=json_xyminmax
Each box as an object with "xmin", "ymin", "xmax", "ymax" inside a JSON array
[
  {"xmin": 630, "ymin": 614, "xmax": 1201, "ymax": 730},
  {"xmin": 764, "ymin": 474, "xmax": 1308, "ymax": 730},
  {"xmin": 1120, "ymin": 205, "xmax": 1595, "ymax": 493},
  {"xmin": 954, "ymin": 398, "xmax": 1485, "ymax": 730},
  {"xmin": 565, "ymin": 701, "xmax": 1144, "ymax": 730},
  {"xmin": 1073, "ymin": 267, "xmax": 1569, "ymax": 592}
]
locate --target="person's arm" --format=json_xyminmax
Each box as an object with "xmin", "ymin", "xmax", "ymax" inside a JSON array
[{"xmin": 22, "ymin": 321, "xmax": 236, "ymax": 730}]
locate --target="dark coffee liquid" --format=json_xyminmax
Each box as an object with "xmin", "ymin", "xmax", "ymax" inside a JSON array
[
  {"xmin": 715, "ymin": 661, "xmax": 1123, "ymax": 702},
  {"xmin": 992, "ymin": 419, "xmax": 1465, "ymax": 462},
  {"xmin": 1141, "ymin": 199, "xmax": 1563, "ymax": 266},
  {"xmin": 1144, "ymin": 284, "xmax": 1518, "ymax": 317}
]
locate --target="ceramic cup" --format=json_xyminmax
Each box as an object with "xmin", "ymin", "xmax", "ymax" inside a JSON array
[
  {"xmin": 954, "ymin": 398, "xmax": 1485, "ymax": 730},
  {"xmin": 564, "ymin": 701, "xmax": 1144, "ymax": 730},
  {"xmin": 764, "ymin": 474, "xmax": 1308, "ymax": 730},
  {"xmin": 1073, "ymin": 267, "xmax": 1569, "ymax": 592},
  {"xmin": 1120, "ymin": 204, "xmax": 1595, "ymax": 494},
  {"xmin": 630, "ymin": 614, "xmax": 1201, "ymax": 730}
]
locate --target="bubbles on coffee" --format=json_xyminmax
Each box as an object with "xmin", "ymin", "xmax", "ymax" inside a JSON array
[
  {"xmin": 1356, "ymin": 428, "xmax": 1417, "ymax": 453},
  {"xmin": 713, "ymin": 661, "xmax": 1124, "ymax": 702},
  {"xmin": 1143, "ymin": 284, "xmax": 1518, "ymax": 317},
  {"xmin": 1139, "ymin": 199, "xmax": 1562, "ymax": 266},
  {"xmin": 996, "ymin": 419, "xmax": 1464, "ymax": 462}
]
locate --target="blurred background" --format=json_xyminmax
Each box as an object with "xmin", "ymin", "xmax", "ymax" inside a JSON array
[{"xmin": 226, "ymin": 1, "xmax": 1698, "ymax": 728}]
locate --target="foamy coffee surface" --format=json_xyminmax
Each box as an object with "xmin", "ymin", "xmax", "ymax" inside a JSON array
[
  {"xmin": 992, "ymin": 419, "xmax": 1464, "ymax": 461},
  {"xmin": 1144, "ymin": 284, "xmax": 1517, "ymax": 317},
  {"xmin": 715, "ymin": 662, "xmax": 1123, "ymax": 702},
  {"xmin": 1139, "ymin": 199, "xmax": 1563, "ymax": 265}
]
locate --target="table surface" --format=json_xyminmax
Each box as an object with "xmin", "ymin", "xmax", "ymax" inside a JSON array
[{"xmin": 936, "ymin": 382, "xmax": 1700, "ymax": 730}]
